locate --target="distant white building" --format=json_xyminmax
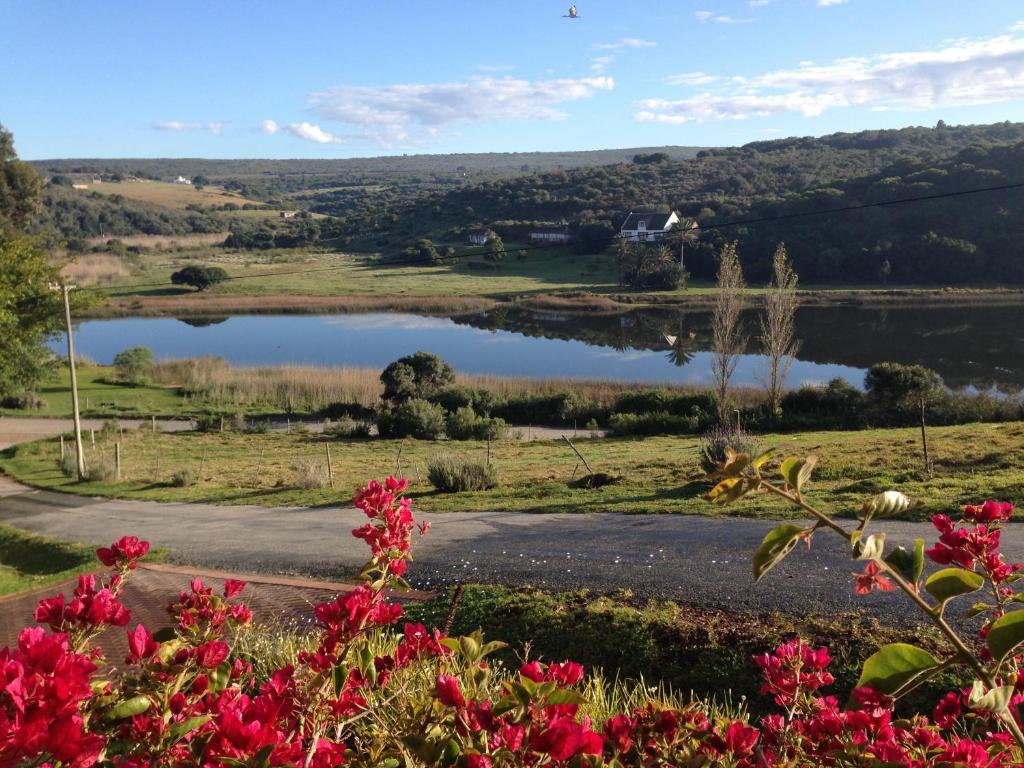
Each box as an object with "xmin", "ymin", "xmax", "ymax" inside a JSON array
[
  {"xmin": 466, "ymin": 228, "xmax": 495, "ymax": 245},
  {"xmin": 174, "ymin": 176, "xmax": 193, "ymax": 185},
  {"xmin": 619, "ymin": 211, "xmax": 680, "ymax": 242}
]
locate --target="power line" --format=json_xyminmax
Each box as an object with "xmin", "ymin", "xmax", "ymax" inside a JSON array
[{"xmin": 79, "ymin": 178, "xmax": 1024, "ymax": 294}]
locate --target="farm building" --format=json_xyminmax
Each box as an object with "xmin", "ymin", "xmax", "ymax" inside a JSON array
[
  {"xmin": 466, "ymin": 228, "xmax": 495, "ymax": 245},
  {"xmin": 529, "ymin": 226, "xmax": 573, "ymax": 244},
  {"xmin": 174, "ymin": 176, "xmax": 192, "ymax": 185},
  {"xmin": 619, "ymin": 211, "xmax": 680, "ymax": 242}
]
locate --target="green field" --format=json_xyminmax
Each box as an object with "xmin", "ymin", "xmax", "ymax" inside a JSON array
[
  {"xmin": 0, "ymin": 366, "xmax": 196, "ymax": 419},
  {"xmin": 0, "ymin": 526, "xmax": 100, "ymax": 596},
  {"xmin": 4, "ymin": 421, "xmax": 1022, "ymax": 520},
  {"xmin": 85, "ymin": 180, "xmax": 258, "ymax": 210}
]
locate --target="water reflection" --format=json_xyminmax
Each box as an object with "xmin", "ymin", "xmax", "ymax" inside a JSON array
[{"xmin": 51, "ymin": 303, "xmax": 1024, "ymax": 391}]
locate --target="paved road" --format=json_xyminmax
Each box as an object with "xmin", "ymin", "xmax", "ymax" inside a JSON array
[{"xmin": 3, "ymin": 475, "xmax": 1016, "ymax": 625}]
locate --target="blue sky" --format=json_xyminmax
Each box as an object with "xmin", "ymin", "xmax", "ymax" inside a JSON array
[{"xmin": 4, "ymin": 0, "xmax": 1024, "ymax": 159}]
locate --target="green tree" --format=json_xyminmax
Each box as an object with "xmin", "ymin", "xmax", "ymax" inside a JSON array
[
  {"xmin": 865, "ymin": 362, "xmax": 944, "ymax": 475},
  {"xmin": 0, "ymin": 123, "xmax": 43, "ymax": 234},
  {"xmin": 112, "ymin": 346, "xmax": 154, "ymax": 386},
  {"xmin": 759, "ymin": 243, "xmax": 800, "ymax": 417},
  {"xmin": 170, "ymin": 265, "xmax": 228, "ymax": 291},
  {"xmin": 487, "ymin": 235, "xmax": 506, "ymax": 263},
  {"xmin": 0, "ymin": 238, "xmax": 66, "ymax": 403},
  {"xmin": 380, "ymin": 352, "xmax": 455, "ymax": 404},
  {"xmin": 711, "ymin": 242, "xmax": 746, "ymax": 422}
]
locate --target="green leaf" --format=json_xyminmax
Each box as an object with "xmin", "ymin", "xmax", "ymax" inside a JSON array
[
  {"xmin": 861, "ymin": 491, "xmax": 912, "ymax": 524},
  {"xmin": 855, "ymin": 533, "xmax": 886, "ymax": 561},
  {"xmin": 706, "ymin": 477, "xmax": 748, "ymax": 505},
  {"xmin": 781, "ymin": 456, "xmax": 817, "ymax": 493},
  {"xmin": 169, "ymin": 714, "xmax": 212, "ymax": 741},
  {"xmin": 752, "ymin": 449, "xmax": 775, "ymax": 470},
  {"xmin": 883, "ymin": 541, "xmax": 923, "ymax": 585},
  {"xmin": 856, "ymin": 643, "xmax": 940, "ymax": 696},
  {"xmin": 752, "ymin": 524, "xmax": 808, "ymax": 582},
  {"xmin": 105, "ymin": 695, "xmax": 152, "ymax": 720},
  {"xmin": 209, "ymin": 661, "xmax": 232, "ymax": 693},
  {"xmin": 545, "ymin": 688, "xmax": 588, "ymax": 706},
  {"xmin": 986, "ymin": 610, "xmax": 1024, "ymax": 665},
  {"xmin": 925, "ymin": 568, "xmax": 984, "ymax": 608},
  {"xmin": 967, "ymin": 602, "xmax": 993, "ymax": 618},
  {"xmin": 968, "ymin": 681, "xmax": 1015, "ymax": 714}
]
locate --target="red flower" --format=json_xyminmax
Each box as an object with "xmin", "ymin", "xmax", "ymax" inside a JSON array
[
  {"xmin": 126, "ymin": 624, "xmax": 159, "ymax": 664},
  {"xmin": 96, "ymin": 536, "xmax": 150, "ymax": 569},
  {"xmin": 532, "ymin": 715, "xmax": 602, "ymax": 762},
  {"xmin": 223, "ymin": 579, "xmax": 246, "ymax": 598},
  {"xmin": 854, "ymin": 561, "xmax": 897, "ymax": 595},
  {"xmin": 519, "ymin": 661, "xmax": 544, "ymax": 682},
  {"xmin": 465, "ymin": 755, "xmax": 492, "ymax": 768},
  {"xmin": 724, "ymin": 721, "xmax": 759, "ymax": 756},
  {"xmin": 436, "ymin": 675, "xmax": 465, "ymax": 708},
  {"xmin": 194, "ymin": 640, "xmax": 230, "ymax": 669},
  {"xmin": 604, "ymin": 714, "xmax": 637, "ymax": 753},
  {"xmin": 546, "ymin": 661, "xmax": 585, "ymax": 687},
  {"xmin": 933, "ymin": 691, "xmax": 961, "ymax": 729}
]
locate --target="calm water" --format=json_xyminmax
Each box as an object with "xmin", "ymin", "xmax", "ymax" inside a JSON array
[{"xmin": 52, "ymin": 304, "xmax": 1024, "ymax": 390}]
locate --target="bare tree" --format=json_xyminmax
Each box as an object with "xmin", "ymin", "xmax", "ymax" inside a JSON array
[
  {"xmin": 759, "ymin": 243, "xmax": 800, "ymax": 417},
  {"xmin": 711, "ymin": 242, "xmax": 746, "ymax": 422}
]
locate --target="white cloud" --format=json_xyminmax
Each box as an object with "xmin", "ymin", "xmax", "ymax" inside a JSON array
[
  {"xmin": 590, "ymin": 38, "xmax": 656, "ymax": 74},
  {"xmin": 665, "ymin": 71, "xmax": 720, "ymax": 87},
  {"xmin": 259, "ymin": 119, "xmax": 279, "ymax": 135},
  {"xmin": 817, "ymin": 0, "xmax": 848, "ymax": 5},
  {"xmin": 1012, "ymin": 21, "xmax": 1024, "ymax": 32},
  {"xmin": 283, "ymin": 122, "xmax": 344, "ymax": 144},
  {"xmin": 593, "ymin": 37, "xmax": 656, "ymax": 50},
  {"xmin": 635, "ymin": 33, "xmax": 1024, "ymax": 124},
  {"xmin": 749, "ymin": 0, "xmax": 772, "ymax": 6},
  {"xmin": 695, "ymin": 10, "xmax": 755, "ymax": 24},
  {"xmin": 306, "ymin": 76, "xmax": 614, "ymax": 146},
  {"xmin": 152, "ymin": 121, "xmax": 227, "ymax": 135}
]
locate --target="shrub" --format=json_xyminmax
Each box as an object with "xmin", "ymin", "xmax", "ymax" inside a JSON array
[
  {"xmin": 0, "ymin": 391, "xmax": 44, "ymax": 410},
  {"xmin": 84, "ymin": 456, "xmax": 118, "ymax": 482},
  {"xmin": 170, "ymin": 264, "xmax": 228, "ymax": 291},
  {"xmin": 112, "ymin": 346, "xmax": 154, "ymax": 386},
  {"xmin": 98, "ymin": 419, "xmax": 122, "ymax": 439},
  {"xmin": 445, "ymin": 406, "xmax": 507, "ymax": 441},
  {"xmin": 698, "ymin": 424, "xmax": 762, "ymax": 474},
  {"xmin": 58, "ymin": 451, "xmax": 79, "ymax": 478},
  {"xmin": 380, "ymin": 352, "xmax": 454, "ymax": 404},
  {"xmin": 194, "ymin": 412, "xmax": 245, "ymax": 432},
  {"xmin": 608, "ymin": 411, "xmax": 698, "ymax": 436},
  {"xmin": 290, "ymin": 459, "xmax": 330, "ymax": 489},
  {"xmin": 325, "ymin": 416, "xmax": 373, "ymax": 439},
  {"xmin": 494, "ymin": 393, "xmax": 607, "ymax": 427},
  {"xmin": 427, "ymin": 453, "xmax": 499, "ymax": 492},
  {"xmin": 377, "ymin": 398, "xmax": 445, "ymax": 439},
  {"xmin": 321, "ymin": 401, "xmax": 376, "ymax": 421},
  {"xmin": 170, "ymin": 467, "xmax": 197, "ymax": 487},
  {"xmin": 780, "ymin": 378, "xmax": 868, "ymax": 430}
]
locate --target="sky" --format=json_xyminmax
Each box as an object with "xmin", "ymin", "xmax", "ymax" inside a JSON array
[{"xmin": 4, "ymin": 0, "xmax": 1024, "ymax": 159}]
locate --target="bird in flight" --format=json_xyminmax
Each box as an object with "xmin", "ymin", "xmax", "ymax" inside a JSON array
[{"xmin": 565, "ymin": 5, "xmax": 579, "ymax": 18}]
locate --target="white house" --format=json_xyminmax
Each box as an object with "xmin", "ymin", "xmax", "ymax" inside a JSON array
[
  {"xmin": 619, "ymin": 211, "xmax": 680, "ymax": 242},
  {"xmin": 529, "ymin": 226, "xmax": 573, "ymax": 244},
  {"xmin": 466, "ymin": 228, "xmax": 495, "ymax": 245},
  {"xmin": 174, "ymin": 176, "xmax": 193, "ymax": 185}
]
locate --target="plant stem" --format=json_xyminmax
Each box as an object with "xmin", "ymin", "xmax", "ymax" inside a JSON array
[{"xmin": 757, "ymin": 478, "xmax": 1024, "ymax": 751}]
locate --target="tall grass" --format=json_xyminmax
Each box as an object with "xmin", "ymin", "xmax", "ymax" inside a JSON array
[{"xmin": 150, "ymin": 357, "xmax": 752, "ymax": 414}]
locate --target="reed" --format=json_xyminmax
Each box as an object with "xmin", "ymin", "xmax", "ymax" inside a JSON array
[{"xmin": 149, "ymin": 357, "xmax": 758, "ymax": 414}]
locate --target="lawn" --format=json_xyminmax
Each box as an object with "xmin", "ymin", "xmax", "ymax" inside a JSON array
[
  {"xmin": 0, "ymin": 366, "xmax": 193, "ymax": 419},
  {"xmin": 0, "ymin": 525, "xmax": 99, "ymax": 596},
  {"xmin": 4, "ymin": 421, "xmax": 1023, "ymax": 520}
]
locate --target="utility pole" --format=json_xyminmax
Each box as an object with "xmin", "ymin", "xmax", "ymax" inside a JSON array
[{"xmin": 52, "ymin": 283, "xmax": 86, "ymax": 480}]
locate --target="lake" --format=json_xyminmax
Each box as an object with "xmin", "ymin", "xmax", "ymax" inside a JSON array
[{"xmin": 53, "ymin": 304, "xmax": 1024, "ymax": 391}]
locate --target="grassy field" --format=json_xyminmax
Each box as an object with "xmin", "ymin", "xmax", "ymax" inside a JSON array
[
  {"xmin": 84, "ymin": 180, "xmax": 258, "ymax": 210},
  {"xmin": 0, "ymin": 525, "xmax": 100, "ymax": 596},
  {"xmin": 4, "ymin": 421, "xmax": 1022, "ymax": 520},
  {"xmin": 0, "ymin": 366, "xmax": 195, "ymax": 418}
]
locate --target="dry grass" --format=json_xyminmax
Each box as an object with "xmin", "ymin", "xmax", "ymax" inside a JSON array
[
  {"xmin": 85, "ymin": 233, "xmax": 229, "ymax": 251},
  {"xmin": 60, "ymin": 254, "xmax": 133, "ymax": 285},
  {"xmin": 149, "ymin": 358, "xmax": 758, "ymax": 413},
  {"xmin": 86, "ymin": 181, "xmax": 256, "ymax": 210}
]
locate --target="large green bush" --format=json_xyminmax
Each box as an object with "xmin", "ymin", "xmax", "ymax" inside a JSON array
[{"xmin": 377, "ymin": 398, "xmax": 446, "ymax": 439}]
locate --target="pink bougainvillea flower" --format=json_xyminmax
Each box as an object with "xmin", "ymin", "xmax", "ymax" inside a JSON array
[
  {"xmin": 96, "ymin": 536, "xmax": 150, "ymax": 569},
  {"xmin": 854, "ymin": 561, "xmax": 897, "ymax": 595},
  {"xmin": 436, "ymin": 675, "xmax": 465, "ymax": 709},
  {"xmin": 223, "ymin": 579, "xmax": 246, "ymax": 598}
]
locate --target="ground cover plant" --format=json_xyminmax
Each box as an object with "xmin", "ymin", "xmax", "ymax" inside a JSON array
[
  {"xmin": 2, "ymin": 471, "xmax": 1023, "ymax": 766},
  {"xmin": 5, "ymin": 420, "xmax": 1024, "ymax": 521}
]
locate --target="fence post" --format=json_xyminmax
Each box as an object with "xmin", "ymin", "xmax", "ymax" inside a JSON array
[
  {"xmin": 151, "ymin": 415, "xmax": 156, "ymax": 433},
  {"xmin": 325, "ymin": 443, "xmax": 335, "ymax": 488},
  {"xmin": 90, "ymin": 428, "xmax": 95, "ymax": 447},
  {"xmin": 59, "ymin": 434, "xmax": 65, "ymax": 460},
  {"xmin": 115, "ymin": 442, "xmax": 121, "ymax": 482}
]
